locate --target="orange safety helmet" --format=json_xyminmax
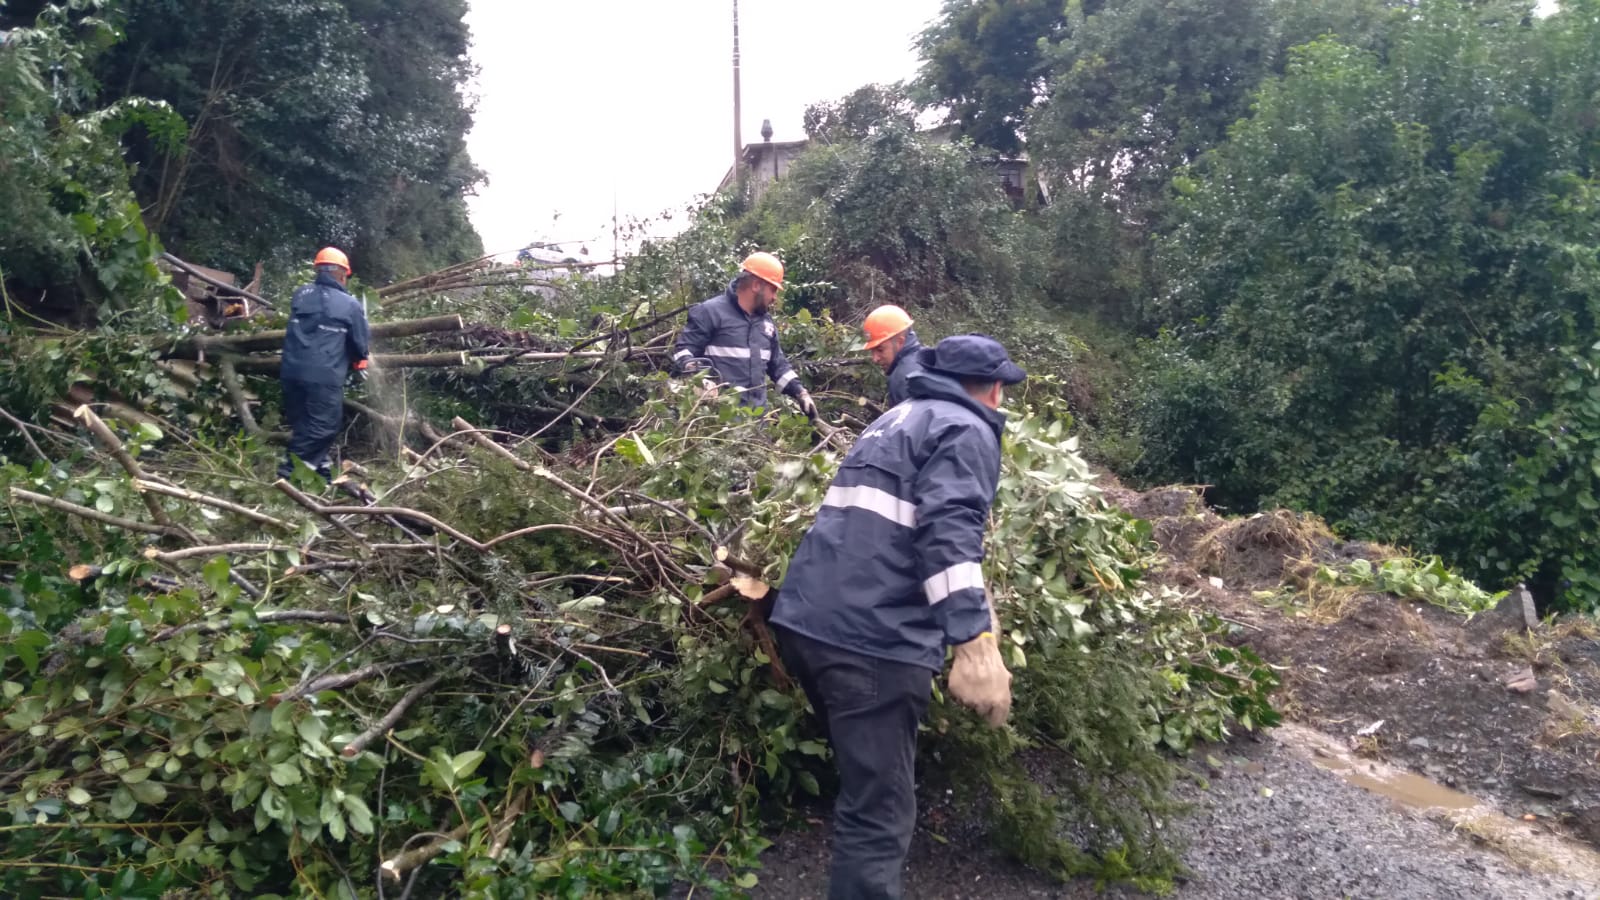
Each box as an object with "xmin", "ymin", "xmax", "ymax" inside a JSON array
[
  {"xmin": 313, "ymin": 246, "xmax": 351, "ymax": 273},
  {"xmin": 740, "ymin": 251, "xmax": 784, "ymax": 288},
  {"xmin": 862, "ymin": 304, "xmax": 913, "ymax": 349}
]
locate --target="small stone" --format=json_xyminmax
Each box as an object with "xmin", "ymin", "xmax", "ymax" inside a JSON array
[
  {"xmin": 1407, "ymin": 736, "xmax": 1432, "ymax": 751},
  {"xmin": 1503, "ymin": 667, "xmax": 1538, "ymax": 693},
  {"xmin": 1519, "ymin": 782, "xmax": 1566, "ymax": 800}
]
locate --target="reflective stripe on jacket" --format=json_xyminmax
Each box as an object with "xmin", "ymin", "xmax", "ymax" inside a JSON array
[{"xmin": 771, "ymin": 369, "xmax": 1004, "ymax": 671}]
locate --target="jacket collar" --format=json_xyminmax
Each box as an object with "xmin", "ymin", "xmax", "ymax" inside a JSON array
[
  {"xmin": 887, "ymin": 332, "xmax": 923, "ymax": 377},
  {"xmin": 905, "ymin": 370, "xmax": 1007, "ymax": 441},
  {"xmin": 314, "ymin": 271, "xmax": 347, "ymax": 291},
  {"xmin": 723, "ymin": 280, "xmax": 768, "ymax": 321}
]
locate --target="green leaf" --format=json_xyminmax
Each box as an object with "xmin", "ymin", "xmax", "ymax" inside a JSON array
[
  {"xmin": 109, "ymin": 787, "xmax": 136, "ymax": 819},
  {"xmin": 342, "ymin": 795, "xmax": 374, "ymax": 835},
  {"xmin": 128, "ymin": 779, "xmax": 167, "ymax": 804},
  {"xmin": 269, "ymin": 762, "xmax": 302, "ymax": 786},
  {"xmin": 558, "ymin": 801, "xmax": 583, "ymax": 823},
  {"xmin": 734, "ymin": 872, "xmax": 759, "ymax": 888},
  {"xmin": 67, "ymin": 786, "xmax": 91, "ymax": 805},
  {"xmin": 451, "ymin": 750, "xmax": 486, "ymax": 780},
  {"xmin": 137, "ymin": 422, "xmax": 163, "ymax": 442}
]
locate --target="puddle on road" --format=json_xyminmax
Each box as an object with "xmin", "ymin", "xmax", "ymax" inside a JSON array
[
  {"xmin": 1308, "ymin": 754, "xmax": 1482, "ymax": 813},
  {"xmin": 1275, "ymin": 722, "xmax": 1600, "ymax": 885}
]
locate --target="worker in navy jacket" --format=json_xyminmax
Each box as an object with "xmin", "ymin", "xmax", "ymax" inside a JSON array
[
  {"xmin": 671, "ymin": 252, "xmax": 815, "ymax": 415},
  {"xmin": 770, "ymin": 334, "xmax": 1025, "ymax": 899},
  {"xmin": 277, "ymin": 247, "xmax": 369, "ymax": 480},
  {"xmin": 861, "ymin": 304, "xmax": 926, "ymax": 407}
]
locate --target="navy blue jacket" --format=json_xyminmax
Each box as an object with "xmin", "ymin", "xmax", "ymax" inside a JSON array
[
  {"xmin": 886, "ymin": 331, "xmax": 926, "ymax": 407},
  {"xmin": 771, "ymin": 370, "xmax": 1004, "ymax": 671},
  {"xmin": 671, "ymin": 282, "xmax": 804, "ymax": 407},
  {"xmin": 281, "ymin": 272, "xmax": 369, "ymax": 386}
]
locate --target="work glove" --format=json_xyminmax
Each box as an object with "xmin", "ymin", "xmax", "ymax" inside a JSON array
[
  {"xmin": 350, "ymin": 359, "xmax": 369, "ymax": 385},
  {"xmin": 796, "ymin": 389, "xmax": 818, "ymax": 420},
  {"xmin": 695, "ymin": 379, "xmax": 720, "ymax": 402},
  {"xmin": 948, "ymin": 632, "xmax": 1012, "ymax": 727}
]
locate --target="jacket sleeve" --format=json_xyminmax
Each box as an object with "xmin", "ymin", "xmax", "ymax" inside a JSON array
[
  {"xmin": 346, "ymin": 296, "xmax": 370, "ymax": 365},
  {"xmin": 672, "ymin": 304, "xmax": 713, "ymax": 375},
  {"xmin": 911, "ymin": 424, "xmax": 1000, "ymax": 646},
  {"xmin": 768, "ymin": 330, "xmax": 804, "ymax": 398}
]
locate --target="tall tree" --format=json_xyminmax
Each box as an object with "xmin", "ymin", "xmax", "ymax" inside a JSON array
[
  {"xmin": 1135, "ymin": 0, "xmax": 1600, "ymax": 606},
  {"xmin": 913, "ymin": 0, "xmax": 1077, "ymax": 155},
  {"xmin": 96, "ymin": 0, "xmax": 482, "ymax": 282}
]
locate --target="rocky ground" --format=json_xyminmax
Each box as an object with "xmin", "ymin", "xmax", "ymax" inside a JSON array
[{"xmin": 740, "ymin": 482, "xmax": 1600, "ymax": 899}]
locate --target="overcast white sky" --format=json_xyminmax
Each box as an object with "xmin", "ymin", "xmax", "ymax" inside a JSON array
[{"xmin": 462, "ymin": 0, "xmax": 945, "ymax": 261}]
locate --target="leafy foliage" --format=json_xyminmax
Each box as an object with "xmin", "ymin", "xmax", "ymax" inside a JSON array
[
  {"xmin": 96, "ymin": 0, "xmax": 484, "ymax": 282},
  {"xmin": 1315, "ymin": 556, "xmax": 1504, "ymax": 617},
  {"xmin": 0, "ymin": 203, "xmax": 1276, "ymax": 895},
  {"xmin": 1130, "ymin": 1, "xmax": 1600, "ymax": 610},
  {"xmin": 0, "ymin": 1, "xmax": 187, "ymax": 325}
]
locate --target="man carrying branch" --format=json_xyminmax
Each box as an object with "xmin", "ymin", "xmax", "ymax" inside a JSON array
[
  {"xmin": 278, "ymin": 247, "xmax": 370, "ymax": 480},
  {"xmin": 770, "ymin": 334, "xmax": 1025, "ymax": 899},
  {"xmin": 671, "ymin": 251, "xmax": 816, "ymax": 417}
]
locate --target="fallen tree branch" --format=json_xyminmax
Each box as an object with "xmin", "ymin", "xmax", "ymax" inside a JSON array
[
  {"xmin": 0, "ymin": 405, "xmax": 49, "ymax": 464},
  {"xmin": 133, "ymin": 479, "xmax": 292, "ymax": 531},
  {"xmin": 272, "ymin": 659, "xmax": 429, "ymax": 705},
  {"xmin": 714, "ymin": 546, "xmax": 763, "ymax": 579},
  {"xmin": 161, "ymin": 252, "xmax": 275, "ymax": 310},
  {"xmin": 379, "ymin": 788, "xmax": 530, "ymax": 879},
  {"xmin": 273, "ymin": 479, "xmax": 370, "ymax": 545},
  {"xmin": 451, "ymin": 416, "xmax": 532, "ymax": 471},
  {"xmin": 232, "ymin": 351, "xmax": 468, "ymax": 375},
  {"xmin": 74, "ymin": 406, "xmax": 176, "ymax": 528},
  {"xmin": 142, "ymin": 542, "xmax": 287, "ymax": 564},
  {"xmin": 153, "ymin": 609, "xmax": 350, "ymax": 642},
  {"xmin": 170, "ymin": 314, "xmax": 464, "ymax": 358},
  {"xmin": 216, "ymin": 358, "xmax": 286, "ymax": 442},
  {"xmin": 10, "ymin": 487, "xmax": 184, "ymax": 537},
  {"xmin": 341, "ymin": 674, "xmax": 443, "ymax": 759}
]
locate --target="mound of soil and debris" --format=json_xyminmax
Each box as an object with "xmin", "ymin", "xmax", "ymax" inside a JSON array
[{"xmin": 744, "ymin": 479, "xmax": 1600, "ymax": 898}]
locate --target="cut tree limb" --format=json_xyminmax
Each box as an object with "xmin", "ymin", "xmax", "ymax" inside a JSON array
[
  {"xmin": 341, "ymin": 673, "xmax": 443, "ymax": 759},
  {"xmin": 153, "ymin": 609, "xmax": 351, "ymax": 643},
  {"xmin": 169, "ymin": 314, "xmax": 463, "ymax": 356},
  {"xmin": 272, "ymin": 659, "xmax": 429, "ymax": 705},
  {"xmin": 74, "ymin": 406, "xmax": 177, "ymax": 529},
  {"xmin": 10, "ymin": 487, "xmax": 185, "ymax": 537},
  {"xmin": 217, "ymin": 358, "xmax": 286, "ymax": 441},
  {"xmin": 133, "ymin": 479, "xmax": 292, "ymax": 531},
  {"xmin": 231, "ymin": 351, "xmax": 468, "ymax": 375},
  {"xmin": 142, "ymin": 542, "xmax": 288, "ymax": 564}
]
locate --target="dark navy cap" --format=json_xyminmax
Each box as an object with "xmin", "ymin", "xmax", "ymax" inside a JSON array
[{"xmin": 916, "ymin": 333, "xmax": 1026, "ymax": 385}]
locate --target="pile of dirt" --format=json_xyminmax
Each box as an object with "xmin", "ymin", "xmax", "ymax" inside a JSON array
[{"xmin": 1113, "ymin": 478, "xmax": 1600, "ymax": 852}]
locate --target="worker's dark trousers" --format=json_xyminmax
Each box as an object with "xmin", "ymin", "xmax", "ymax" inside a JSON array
[
  {"xmin": 278, "ymin": 378, "xmax": 344, "ymax": 479},
  {"xmin": 774, "ymin": 626, "xmax": 932, "ymax": 900}
]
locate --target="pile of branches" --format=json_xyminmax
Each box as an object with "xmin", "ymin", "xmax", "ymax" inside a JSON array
[{"xmin": 0, "ymin": 297, "xmax": 1276, "ymax": 897}]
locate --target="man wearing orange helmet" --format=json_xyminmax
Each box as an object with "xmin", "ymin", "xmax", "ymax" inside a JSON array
[
  {"xmin": 862, "ymin": 304, "xmax": 924, "ymax": 407},
  {"xmin": 671, "ymin": 252, "xmax": 816, "ymax": 416},
  {"xmin": 277, "ymin": 247, "xmax": 369, "ymax": 480}
]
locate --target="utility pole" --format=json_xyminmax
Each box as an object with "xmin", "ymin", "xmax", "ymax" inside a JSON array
[{"xmin": 732, "ymin": 0, "xmax": 743, "ymax": 178}]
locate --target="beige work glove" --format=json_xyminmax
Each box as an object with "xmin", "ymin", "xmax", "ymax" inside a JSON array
[{"xmin": 948, "ymin": 632, "xmax": 1012, "ymax": 727}]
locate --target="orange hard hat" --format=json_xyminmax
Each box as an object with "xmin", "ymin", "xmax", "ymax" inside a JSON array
[
  {"xmin": 863, "ymin": 305, "xmax": 913, "ymax": 349},
  {"xmin": 740, "ymin": 251, "xmax": 784, "ymax": 288},
  {"xmin": 314, "ymin": 246, "xmax": 351, "ymax": 273}
]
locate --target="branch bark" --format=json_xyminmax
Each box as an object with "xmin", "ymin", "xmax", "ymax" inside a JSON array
[
  {"xmin": 341, "ymin": 674, "xmax": 443, "ymax": 759},
  {"xmin": 217, "ymin": 358, "xmax": 286, "ymax": 442},
  {"xmin": 133, "ymin": 478, "xmax": 292, "ymax": 531},
  {"xmin": 231, "ymin": 351, "xmax": 468, "ymax": 375},
  {"xmin": 142, "ymin": 542, "xmax": 287, "ymax": 564},
  {"xmin": 153, "ymin": 609, "xmax": 350, "ymax": 642},
  {"xmin": 272, "ymin": 659, "xmax": 428, "ymax": 705},
  {"xmin": 10, "ymin": 487, "xmax": 184, "ymax": 537},
  {"xmin": 74, "ymin": 406, "xmax": 175, "ymax": 529},
  {"xmin": 170, "ymin": 314, "xmax": 463, "ymax": 356}
]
